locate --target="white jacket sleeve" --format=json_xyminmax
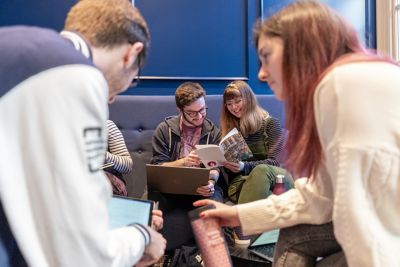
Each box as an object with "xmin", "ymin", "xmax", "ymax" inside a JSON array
[{"xmin": 0, "ymin": 65, "xmax": 146, "ymax": 267}]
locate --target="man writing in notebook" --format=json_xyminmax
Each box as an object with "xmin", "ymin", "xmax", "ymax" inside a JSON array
[
  {"xmin": 150, "ymin": 82, "xmax": 223, "ymax": 252},
  {"xmin": 0, "ymin": 1, "xmax": 165, "ymax": 266}
]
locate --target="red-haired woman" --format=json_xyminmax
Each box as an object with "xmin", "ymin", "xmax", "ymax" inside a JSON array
[{"xmin": 195, "ymin": 1, "xmax": 400, "ymax": 266}]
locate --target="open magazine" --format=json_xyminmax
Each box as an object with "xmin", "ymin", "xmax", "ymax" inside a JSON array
[{"xmin": 195, "ymin": 128, "xmax": 253, "ymax": 168}]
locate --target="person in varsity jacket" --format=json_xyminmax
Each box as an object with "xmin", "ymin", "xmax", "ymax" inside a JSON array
[{"xmin": 0, "ymin": 1, "xmax": 166, "ymax": 267}]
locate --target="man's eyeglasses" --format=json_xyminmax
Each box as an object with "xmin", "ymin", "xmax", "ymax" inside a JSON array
[
  {"xmin": 182, "ymin": 107, "xmax": 208, "ymax": 118},
  {"xmin": 130, "ymin": 56, "xmax": 141, "ymax": 87}
]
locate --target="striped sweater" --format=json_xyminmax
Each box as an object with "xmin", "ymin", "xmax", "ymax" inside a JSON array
[
  {"xmin": 241, "ymin": 115, "xmax": 284, "ymax": 175},
  {"xmin": 105, "ymin": 120, "xmax": 133, "ymax": 175}
]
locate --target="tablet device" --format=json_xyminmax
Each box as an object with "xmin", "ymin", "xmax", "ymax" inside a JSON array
[
  {"xmin": 108, "ymin": 196, "xmax": 153, "ymax": 229},
  {"xmin": 146, "ymin": 164, "xmax": 210, "ymax": 195}
]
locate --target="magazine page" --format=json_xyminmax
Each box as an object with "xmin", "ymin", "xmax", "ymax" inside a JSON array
[
  {"xmin": 219, "ymin": 128, "xmax": 253, "ymax": 163},
  {"xmin": 195, "ymin": 144, "xmax": 226, "ymax": 168}
]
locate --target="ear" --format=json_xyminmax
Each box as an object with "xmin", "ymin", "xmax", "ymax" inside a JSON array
[{"xmin": 123, "ymin": 42, "xmax": 144, "ymax": 68}]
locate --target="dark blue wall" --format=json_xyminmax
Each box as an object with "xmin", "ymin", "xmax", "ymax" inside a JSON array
[
  {"xmin": 0, "ymin": 0, "xmax": 76, "ymax": 30},
  {"xmin": 134, "ymin": 0, "xmax": 375, "ymax": 95},
  {"xmin": 0, "ymin": 0, "xmax": 375, "ymax": 95},
  {"xmin": 132, "ymin": 0, "xmax": 267, "ymax": 96}
]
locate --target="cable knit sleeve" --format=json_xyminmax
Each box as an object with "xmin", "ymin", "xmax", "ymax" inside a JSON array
[
  {"xmin": 313, "ymin": 63, "xmax": 400, "ymax": 267},
  {"xmin": 237, "ymin": 174, "xmax": 334, "ymax": 235}
]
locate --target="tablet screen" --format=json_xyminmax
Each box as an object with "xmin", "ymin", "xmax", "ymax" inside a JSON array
[{"xmin": 108, "ymin": 196, "xmax": 153, "ymax": 229}]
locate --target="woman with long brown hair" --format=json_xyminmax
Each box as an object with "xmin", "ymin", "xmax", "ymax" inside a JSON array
[
  {"xmin": 220, "ymin": 80, "xmax": 293, "ymax": 203},
  {"xmin": 195, "ymin": 1, "xmax": 400, "ymax": 266},
  {"xmin": 220, "ymin": 80, "xmax": 294, "ymax": 244}
]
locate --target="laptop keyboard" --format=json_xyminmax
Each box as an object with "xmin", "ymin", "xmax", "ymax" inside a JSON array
[{"xmin": 250, "ymin": 244, "xmax": 275, "ymax": 260}]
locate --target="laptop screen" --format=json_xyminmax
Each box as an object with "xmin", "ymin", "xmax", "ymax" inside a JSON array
[
  {"xmin": 108, "ymin": 196, "xmax": 153, "ymax": 229},
  {"xmin": 251, "ymin": 229, "xmax": 279, "ymax": 247}
]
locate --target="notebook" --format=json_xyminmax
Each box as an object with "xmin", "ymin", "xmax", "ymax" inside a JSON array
[
  {"xmin": 248, "ymin": 229, "xmax": 280, "ymax": 263},
  {"xmin": 146, "ymin": 164, "xmax": 210, "ymax": 195},
  {"xmin": 108, "ymin": 196, "xmax": 153, "ymax": 229}
]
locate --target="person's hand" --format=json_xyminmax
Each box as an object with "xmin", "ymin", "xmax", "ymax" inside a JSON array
[
  {"xmin": 151, "ymin": 209, "xmax": 163, "ymax": 231},
  {"xmin": 135, "ymin": 226, "xmax": 166, "ymax": 267},
  {"xmin": 183, "ymin": 150, "xmax": 201, "ymax": 167},
  {"xmin": 209, "ymin": 169, "xmax": 219, "ymax": 180},
  {"xmin": 193, "ymin": 199, "xmax": 241, "ymax": 227},
  {"xmin": 223, "ymin": 161, "xmax": 243, "ymax": 173},
  {"xmin": 105, "ymin": 171, "xmax": 128, "ymax": 196},
  {"xmin": 196, "ymin": 180, "xmax": 215, "ymax": 197}
]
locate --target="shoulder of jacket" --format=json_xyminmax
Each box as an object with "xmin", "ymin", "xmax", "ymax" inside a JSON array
[
  {"xmin": 163, "ymin": 116, "xmax": 181, "ymax": 136},
  {"xmin": 203, "ymin": 118, "xmax": 219, "ymax": 130}
]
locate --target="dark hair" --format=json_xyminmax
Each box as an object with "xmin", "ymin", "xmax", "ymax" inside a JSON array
[
  {"xmin": 175, "ymin": 82, "xmax": 206, "ymax": 109},
  {"xmin": 253, "ymin": 0, "xmax": 364, "ymax": 177},
  {"xmin": 64, "ymin": 0, "xmax": 151, "ymax": 65}
]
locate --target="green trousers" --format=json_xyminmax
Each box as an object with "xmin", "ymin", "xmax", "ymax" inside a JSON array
[{"xmin": 228, "ymin": 164, "xmax": 294, "ymax": 204}]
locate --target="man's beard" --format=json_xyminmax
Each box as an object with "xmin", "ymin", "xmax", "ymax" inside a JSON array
[{"xmin": 182, "ymin": 113, "xmax": 203, "ymax": 128}]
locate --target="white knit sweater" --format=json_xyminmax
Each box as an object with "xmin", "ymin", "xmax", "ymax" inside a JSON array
[{"xmin": 237, "ymin": 61, "xmax": 400, "ymax": 267}]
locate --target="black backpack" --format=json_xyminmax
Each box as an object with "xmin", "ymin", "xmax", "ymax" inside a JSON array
[{"xmin": 166, "ymin": 245, "xmax": 203, "ymax": 267}]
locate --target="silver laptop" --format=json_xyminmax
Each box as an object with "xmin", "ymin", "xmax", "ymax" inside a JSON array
[
  {"xmin": 108, "ymin": 196, "xmax": 153, "ymax": 229},
  {"xmin": 248, "ymin": 229, "xmax": 279, "ymax": 263},
  {"xmin": 146, "ymin": 164, "xmax": 210, "ymax": 195}
]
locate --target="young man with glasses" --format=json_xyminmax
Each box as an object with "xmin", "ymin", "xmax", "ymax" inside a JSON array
[
  {"xmin": 151, "ymin": 82, "xmax": 223, "ymax": 252},
  {"xmin": 0, "ymin": 1, "xmax": 166, "ymax": 266}
]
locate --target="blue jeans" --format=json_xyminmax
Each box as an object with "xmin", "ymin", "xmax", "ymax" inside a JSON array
[{"xmin": 274, "ymin": 222, "xmax": 347, "ymax": 267}]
